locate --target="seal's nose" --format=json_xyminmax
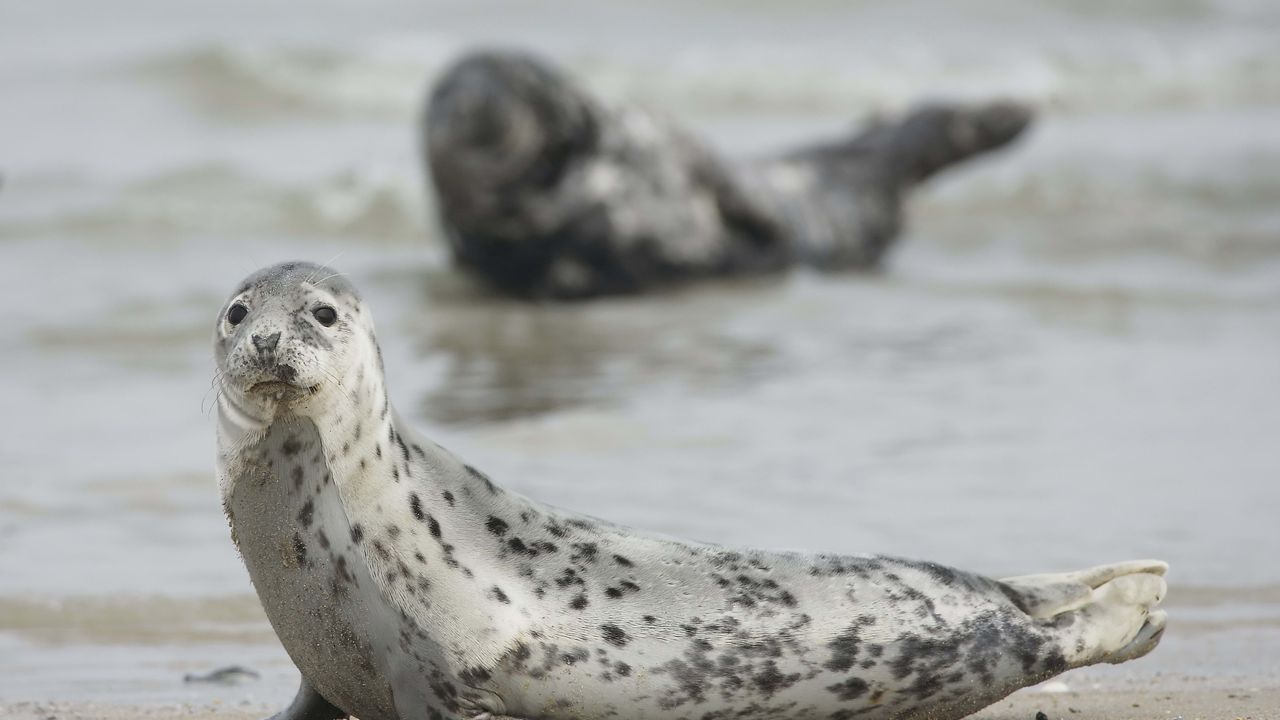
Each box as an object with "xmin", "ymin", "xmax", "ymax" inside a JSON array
[{"xmin": 252, "ymin": 332, "xmax": 281, "ymax": 355}]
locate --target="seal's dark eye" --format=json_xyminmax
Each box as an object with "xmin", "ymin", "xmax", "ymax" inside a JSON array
[
  {"xmin": 227, "ymin": 303, "xmax": 248, "ymax": 326},
  {"xmin": 313, "ymin": 306, "xmax": 337, "ymax": 327}
]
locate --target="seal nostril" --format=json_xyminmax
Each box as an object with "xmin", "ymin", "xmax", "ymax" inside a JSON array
[
  {"xmin": 276, "ymin": 364, "xmax": 297, "ymax": 383},
  {"xmin": 252, "ymin": 332, "xmax": 281, "ymax": 355}
]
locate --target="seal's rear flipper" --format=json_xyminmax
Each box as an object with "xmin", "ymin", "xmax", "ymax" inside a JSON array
[
  {"xmin": 999, "ymin": 559, "xmax": 1168, "ymax": 619},
  {"xmin": 878, "ymin": 101, "xmax": 1033, "ymax": 186},
  {"xmin": 1105, "ymin": 608, "xmax": 1167, "ymax": 664},
  {"xmin": 790, "ymin": 101, "xmax": 1033, "ymax": 189},
  {"xmin": 1000, "ymin": 560, "xmax": 1168, "ymax": 669}
]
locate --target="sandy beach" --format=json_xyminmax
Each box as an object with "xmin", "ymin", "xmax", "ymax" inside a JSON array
[{"xmin": 6, "ymin": 686, "xmax": 1279, "ymax": 720}]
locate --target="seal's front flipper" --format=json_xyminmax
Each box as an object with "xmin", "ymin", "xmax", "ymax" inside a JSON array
[{"xmin": 267, "ymin": 679, "xmax": 348, "ymax": 720}]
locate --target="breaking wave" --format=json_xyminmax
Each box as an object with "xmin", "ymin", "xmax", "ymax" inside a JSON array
[
  {"xmin": 134, "ymin": 31, "xmax": 1280, "ymax": 121},
  {"xmin": 0, "ymin": 164, "xmax": 433, "ymax": 244}
]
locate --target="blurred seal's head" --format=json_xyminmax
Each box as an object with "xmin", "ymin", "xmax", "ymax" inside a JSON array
[{"xmin": 424, "ymin": 49, "xmax": 598, "ymax": 210}]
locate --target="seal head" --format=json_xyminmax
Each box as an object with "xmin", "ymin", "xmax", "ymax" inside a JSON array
[{"xmin": 214, "ymin": 262, "xmax": 369, "ymax": 429}]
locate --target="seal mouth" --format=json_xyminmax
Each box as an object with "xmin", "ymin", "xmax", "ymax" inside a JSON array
[{"xmin": 249, "ymin": 381, "xmax": 319, "ymax": 400}]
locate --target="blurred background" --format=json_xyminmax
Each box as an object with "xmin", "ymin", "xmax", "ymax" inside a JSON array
[{"xmin": 1, "ymin": 0, "xmax": 1278, "ymax": 711}]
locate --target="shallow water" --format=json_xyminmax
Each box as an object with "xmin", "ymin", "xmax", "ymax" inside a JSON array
[{"xmin": 2, "ymin": 0, "xmax": 1279, "ymax": 707}]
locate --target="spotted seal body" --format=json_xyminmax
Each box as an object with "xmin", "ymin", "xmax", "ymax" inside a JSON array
[
  {"xmin": 424, "ymin": 50, "xmax": 1033, "ymax": 299},
  {"xmin": 216, "ymin": 262, "xmax": 1168, "ymax": 720}
]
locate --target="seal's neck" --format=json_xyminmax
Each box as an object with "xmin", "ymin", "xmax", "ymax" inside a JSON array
[
  {"xmin": 215, "ymin": 382, "xmax": 275, "ymax": 501},
  {"xmin": 214, "ymin": 342, "xmax": 397, "ymax": 500},
  {"xmin": 219, "ymin": 343, "xmax": 514, "ymax": 530},
  {"xmin": 308, "ymin": 349, "xmax": 505, "ymax": 512},
  {"xmin": 305, "ymin": 346, "xmax": 398, "ymax": 501}
]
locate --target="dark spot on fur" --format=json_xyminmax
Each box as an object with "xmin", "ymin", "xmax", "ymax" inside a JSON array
[
  {"xmin": 296, "ymin": 498, "xmax": 314, "ymax": 528},
  {"xmin": 507, "ymin": 642, "xmax": 532, "ymax": 663},
  {"xmin": 459, "ymin": 666, "xmax": 491, "ymax": 685},
  {"xmin": 560, "ymin": 649, "xmax": 589, "ymax": 665},
  {"xmin": 443, "ymin": 490, "xmax": 455, "ymax": 506},
  {"xmin": 826, "ymin": 677, "xmax": 870, "ymax": 701},
  {"xmin": 570, "ymin": 542, "xmax": 599, "ymax": 564},
  {"xmin": 292, "ymin": 533, "xmax": 307, "ymax": 566},
  {"xmin": 409, "ymin": 493, "xmax": 424, "ymax": 521},
  {"xmin": 350, "ymin": 524, "xmax": 364, "ymax": 543},
  {"xmin": 490, "ymin": 586, "xmax": 510, "ymax": 604},
  {"xmin": 752, "ymin": 661, "xmax": 800, "ymax": 697},
  {"xmin": 486, "ymin": 516, "xmax": 509, "ymax": 536},
  {"xmin": 824, "ymin": 615, "xmax": 877, "ymax": 672},
  {"xmin": 335, "ymin": 555, "xmax": 353, "ymax": 585},
  {"xmin": 556, "ymin": 568, "xmax": 584, "ymax": 588},
  {"xmin": 612, "ymin": 554, "xmax": 634, "ymax": 567},
  {"xmin": 465, "ymin": 464, "xmax": 497, "ymax": 493},
  {"xmin": 601, "ymin": 624, "xmax": 630, "ymax": 648},
  {"xmin": 395, "ymin": 432, "xmax": 410, "ymax": 463},
  {"xmin": 570, "ymin": 593, "xmax": 589, "ymax": 610}
]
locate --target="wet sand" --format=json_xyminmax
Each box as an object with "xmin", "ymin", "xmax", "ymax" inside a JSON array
[
  {"xmin": 979, "ymin": 687, "xmax": 1280, "ymax": 720},
  {"xmin": 6, "ymin": 686, "xmax": 1279, "ymax": 720}
]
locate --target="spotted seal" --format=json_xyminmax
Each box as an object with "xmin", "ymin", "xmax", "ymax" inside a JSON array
[
  {"xmin": 424, "ymin": 50, "xmax": 1033, "ymax": 299},
  {"xmin": 216, "ymin": 261, "xmax": 1167, "ymax": 720}
]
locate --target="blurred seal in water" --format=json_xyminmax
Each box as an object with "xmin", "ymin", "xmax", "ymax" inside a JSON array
[
  {"xmin": 183, "ymin": 665, "xmax": 261, "ymax": 685},
  {"xmin": 217, "ymin": 261, "xmax": 1167, "ymax": 720},
  {"xmin": 423, "ymin": 50, "xmax": 1032, "ymax": 299}
]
